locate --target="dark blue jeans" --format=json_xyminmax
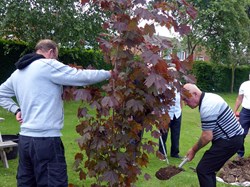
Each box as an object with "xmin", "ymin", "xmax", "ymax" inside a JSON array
[
  {"xmin": 159, "ymin": 114, "xmax": 182, "ymax": 157},
  {"xmin": 17, "ymin": 135, "xmax": 68, "ymax": 187},
  {"xmin": 237, "ymin": 107, "xmax": 250, "ymax": 157},
  {"xmin": 197, "ymin": 135, "xmax": 243, "ymax": 187}
]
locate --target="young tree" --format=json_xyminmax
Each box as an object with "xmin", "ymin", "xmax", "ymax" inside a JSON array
[{"xmin": 69, "ymin": 0, "xmax": 196, "ymax": 186}]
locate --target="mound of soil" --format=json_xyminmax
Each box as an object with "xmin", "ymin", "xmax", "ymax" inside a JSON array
[
  {"xmin": 155, "ymin": 165, "xmax": 184, "ymax": 180},
  {"xmin": 218, "ymin": 157, "xmax": 250, "ymax": 183}
]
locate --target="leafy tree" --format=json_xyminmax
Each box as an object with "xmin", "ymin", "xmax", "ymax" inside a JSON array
[
  {"xmin": 182, "ymin": 0, "xmax": 250, "ymax": 92},
  {"xmin": 68, "ymin": 0, "xmax": 196, "ymax": 186},
  {"xmin": 0, "ymin": 0, "xmax": 107, "ymax": 49}
]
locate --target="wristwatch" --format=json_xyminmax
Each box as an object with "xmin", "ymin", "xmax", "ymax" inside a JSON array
[{"xmin": 14, "ymin": 108, "xmax": 21, "ymax": 115}]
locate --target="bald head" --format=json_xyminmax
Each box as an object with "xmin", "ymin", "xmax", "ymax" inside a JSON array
[
  {"xmin": 182, "ymin": 83, "xmax": 202, "ymax": 109},
  {"xmin": 35, "ymin": 39, "xmax": 58, "ymax": 52},
  {"xmin": 183, "ymin": 83, "xmax": 201, "ymax": 94}
]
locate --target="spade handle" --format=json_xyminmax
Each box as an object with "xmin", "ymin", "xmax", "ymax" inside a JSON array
[{"xmin": 178, "ymin": 157, "xmax": 189, "ymax": 168}]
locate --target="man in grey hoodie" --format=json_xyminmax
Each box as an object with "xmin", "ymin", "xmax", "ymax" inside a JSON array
[{"xmin": 0, "ymin": 39, "xmax": 112, "ymax": 187}]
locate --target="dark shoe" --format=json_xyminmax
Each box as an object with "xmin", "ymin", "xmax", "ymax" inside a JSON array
[
  {"xmin": 171, "ymin": 155, "xmax": 183, "ymax": 159},
  {"xmin": 237, "ymin": 153, "xmax": 244, "ymax": 158}
]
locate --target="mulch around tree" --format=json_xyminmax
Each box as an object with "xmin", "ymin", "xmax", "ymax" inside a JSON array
[
  {"xmin": 218, "ymin": 157, "xmax": 250, "ymax": 184},
  {"xmin": 155, "ymin": 157, "xmax": 250, "ymax": 184},
  {"xmin": 155, "ymin": 165, "xmax": 184, "ymax": 180}
]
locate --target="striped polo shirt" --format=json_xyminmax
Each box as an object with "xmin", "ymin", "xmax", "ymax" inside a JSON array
[{"xmin": 199, "ymin": 92, "xmax": 244, "ymax": 140}]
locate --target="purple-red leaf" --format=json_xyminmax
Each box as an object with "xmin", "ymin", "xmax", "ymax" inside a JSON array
[
  {"xmin": 126, "ymin": 99, "xmax": 144, "ymax": 112},
  {"xmin": 76, "ymin": 122, "xmax": 89, "ymax": 136},
  {"xmin": 128, "ymin": 18, "xmax": 138, "ymax": 31},
  {"xmin": 97, "ymin": 37, "xmax": 112, "ymax": 53},
  {"xmin": 134, "ymin": 7, "xmax": 153, "ymax": 20},
  {"xmin": 79, "ymin": 169, "xmax": 87, "ymax": 180},
  {"xmin": 101, "ymin": 96, "xmax": 119, "ymax": 108},
  {"xmin": 95, "ymin": 161, "xmax": 108, "ymax": 171},
  {"xmin": 75, "ymin": 153, "xmax": 83, "ymax": 161},
  {"xmin": 187, "ymin": 5, "xmax": 197, "ymax": 19},
  {"xmin": 142, "ymin": 144, "xmax": 155, "ymax": 154},
  {"xmin": 118, "ymin": 158, "xmax": 128, "ymax": 170},
  {"xmin": 141, "ymin": 50, "xmax": 161, "ymax": 65},
  {"xmin": 77, "ymin": 132, "xmax": 91, "ymax": 146},
  {"xmin": 102, "ymin": 171, "xmax": 119, "ymax": 186},
  {"xmin": 90, "ymin": 101, "xmax": 101, "ymax": 110},
  {"xmin": 175, "ymin": 24, "xmax": 191, "ymax": 36},
  {"xmin": 74, "ymin": 89, "xmax": 92, "ymax": 101},
  {"xmin": 137, "ymin": 152, "xmax": 149, "ymax": 166},
  {"xmin": 180, "ymin": 54, "xmax": 194, "ymax": 72},
  {"xmin": 77, "ymin": 107, "xmax": 88, "ymax": 118},
  {"xmin": 144, "ymin": 73, "xmax": 159, "ymax": 88},
  {"xmin": 144, "ymin": 24, "xmax": 155, "ymax": 36},
  {"xmin": 144, "ymin": 73, "xmax": 167, "ymax": 91},
  {"xmin": 134, "ymin": 0, "xmax": 147, "ymax": 5},
  {"xmin": 113, "ymin": 22, "xmax": 127, "ymax": 32},
  {"xmin": 91, "ymin": 138, "xmax": 106, "ymax": 150},
  {"xmin": 79, "ymin": 0, "xmax": 89, "ymax": 5},
  {"xmin": 182, "ymin": 74, "xmax": 196, "ymax": 84},
  {"xmin": 151, "ymin": 130, "xmax": 161, "ymax": 139}
]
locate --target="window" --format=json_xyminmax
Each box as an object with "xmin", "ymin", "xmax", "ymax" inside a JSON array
[
  {"xmin": 177, "ymin": 51, "xmax": 185, "ymax": 61},
  {"xmin": 196, "ymin": 56, "xmax": 204, "ymax": 61}
]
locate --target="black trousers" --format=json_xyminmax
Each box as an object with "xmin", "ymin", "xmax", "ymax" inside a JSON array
[
  {"xmin": 237, "ymin": 107, "xmax": 250, "ymax": 157},
  {"xmin": 17, "ymin": 135, "xmax": 68, "ymax": 187},
  {"xmin": 196, "ymin": 135, "xmax": 243, "ymax": 187},
  {"xmin": 159, "ymin": 114, "xmax": 182, "ymax": 157}
]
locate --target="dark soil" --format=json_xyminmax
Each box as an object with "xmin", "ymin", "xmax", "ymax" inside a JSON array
[
  {"xmin": 155, "ymin": 165, "xmax": 184, "ymax": 180},
  {"xmin": 218, "ymin": 157, "xmax": 250, "ymax": 183},
  {"xmin": 155, "ymin": 157, "xmax": 250, "ymax": 183}
]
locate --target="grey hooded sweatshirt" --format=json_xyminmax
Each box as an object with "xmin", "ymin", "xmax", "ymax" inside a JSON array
[{"xmin": 0, "ymin": 53, "xmax": 111, "ymax": 137}]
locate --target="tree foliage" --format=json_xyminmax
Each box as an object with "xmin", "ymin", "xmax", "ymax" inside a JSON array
[
  {"xmin": 182, "ymin": 0, "xmax": 250, "ymax": 92},
  {"xmin": 0, "ymin": 0, "xmax": 107, "ymax": 49},
  {"xmin": 66, "ymin": 0, "xmax": 197, "ymax": 186}
]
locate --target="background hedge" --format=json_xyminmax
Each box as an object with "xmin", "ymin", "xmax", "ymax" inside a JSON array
[
  {"xmin": 0, "ymin": 39, "xmax": 30, "ymax": 84},
  {"xmin": 192, "ymin": 61, "xmax": 250, "ymax": 92},
  {"xmin": 0, "ymin": 40, "xmax": 249, "ymax": 92}
]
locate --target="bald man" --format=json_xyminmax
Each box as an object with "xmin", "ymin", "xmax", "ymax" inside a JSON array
[{"xmin": 182, "ymin": 83, "xmax": 244, "ymax": 187}]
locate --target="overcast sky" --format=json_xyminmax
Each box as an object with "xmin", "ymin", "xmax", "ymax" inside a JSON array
[
  {"xmin": 155, "ymin": 24, "xmax": 180, "ymax": 38},
  {"xmin": 139, "ymin": 19, "xmax": 180, "ymax": 39}
]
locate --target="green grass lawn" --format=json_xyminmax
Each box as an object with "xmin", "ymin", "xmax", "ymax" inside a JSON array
[{"xmin": 0, "ymin": 93, "xmax": 248, "ymax": 187}]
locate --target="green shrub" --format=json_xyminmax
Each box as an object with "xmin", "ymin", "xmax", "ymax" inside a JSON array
[
  {"xmin": 211, "ymin": 64, "xmax": 231, "ymax": 92},
  {"xmin": 0, "ymin": 39, "xmax": 30, "ymax": 84},
  {"xmin": 192, "ymin": 61, "xmax": 214, "ymax": 91}
]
